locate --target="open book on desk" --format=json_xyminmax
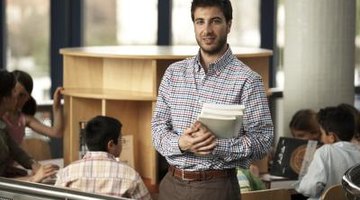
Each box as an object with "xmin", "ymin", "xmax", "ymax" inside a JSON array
[{"xmin": 197, "ymin": 103, "xmax": 245, "ymax": 139}]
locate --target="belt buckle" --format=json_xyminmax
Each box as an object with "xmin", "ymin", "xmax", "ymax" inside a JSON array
[{"xmin": 181, "ymin": 169, "xmax": 195, "ymax": 181}]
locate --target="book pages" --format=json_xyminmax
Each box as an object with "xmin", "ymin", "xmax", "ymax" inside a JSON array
[{"xmin": 198, "ymin": 103, "xmax": 245, "ymax": 139}]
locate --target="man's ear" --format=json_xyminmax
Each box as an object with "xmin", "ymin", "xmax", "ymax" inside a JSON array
[{"xmin": 227, "ymin": 20, "xmax": 232, "ymax": 34}]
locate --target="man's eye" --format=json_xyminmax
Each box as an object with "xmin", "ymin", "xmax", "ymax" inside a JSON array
[
  {"xmin": 213, "ymin": 19, "xmax": 222, "ymax": 24},
  {"xmin": 195, "ymin": 20, "xmax": 204, "ymax": 25}
]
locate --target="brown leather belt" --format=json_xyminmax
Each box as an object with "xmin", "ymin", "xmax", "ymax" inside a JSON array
[{"xmin": 168, "ymin": 165, "xmax": 236, "ymax": 181}]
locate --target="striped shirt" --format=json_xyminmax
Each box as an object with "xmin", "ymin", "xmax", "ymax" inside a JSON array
[
  {"xmin": 55, "ymin": 152, "xmax": 151, "ymax": 200},
  {"xmin": 151, "ymin": 46, "xmax": 274, "ymax": 171}
]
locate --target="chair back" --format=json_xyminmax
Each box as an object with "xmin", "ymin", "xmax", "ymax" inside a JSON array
[
  {"xmin": 320, "ymin": 184, "xmax": 346, "ymax": 200},
  {"xmin": 342, "ymin": 162, "xmax": 360, "ymax": 200},
  {"xmin": 241, "ymin": 188, "xmax": 291, "ymax": 200}
]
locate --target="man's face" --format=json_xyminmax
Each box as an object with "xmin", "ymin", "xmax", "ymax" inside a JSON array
[
  {"xmin": 193, "ymin": 6, "xmax": 231, "ymax": 56},
  {"xmin": 15, "ymin": 82, "xmax": 30, "ymax": 110}
]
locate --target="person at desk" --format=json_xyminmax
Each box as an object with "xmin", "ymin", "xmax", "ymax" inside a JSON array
[
  {"xmin": 151, "ymin": 0, "xmax": 274, "ymax": 199},
  {"xmin": 295, "ymin": 105, "xmax": 360, "ymax": 200},
  {"xmin": 2, "ymin": 70, "xmax": 64, "ymax": 145},
  {"xmin": 55, "ymin": 116, "xmax": 151, "ymax": 200},
  {"xmin": 289, "ymin": 109, "xmax": 321, "ymax": 141},
  {"xmin": 0, "ymin": 70, "xmax": 59, "ymax": 183}
]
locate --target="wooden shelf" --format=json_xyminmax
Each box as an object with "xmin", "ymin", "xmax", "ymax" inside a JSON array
[
  {"xmin": 62, "ymin": 88, "xmax": 155, "ymax": 101},
  {"xmin": 60, "ymin": 45, "xmax": 272, "ymax": 60}
]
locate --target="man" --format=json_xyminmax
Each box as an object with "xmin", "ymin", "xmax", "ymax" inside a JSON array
[
  {"xmin": 55, "ymin": 116, "xmax": 151, "ymax": 200},
  {"xmin": 151, "ymin": 0, "xmax": 274, "ymax": 199}
]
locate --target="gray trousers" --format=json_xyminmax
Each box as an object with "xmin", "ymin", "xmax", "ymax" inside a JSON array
[{"xmin": 158, "ymin": 171, "xmax": 241, "ymax": 200}]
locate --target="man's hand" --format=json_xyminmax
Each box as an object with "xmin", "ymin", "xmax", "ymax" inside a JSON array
[{"xmin": 178, "ymin": 121, "xmax": 217, "ymax": 155}]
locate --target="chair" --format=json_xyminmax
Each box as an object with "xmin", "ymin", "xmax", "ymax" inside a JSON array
[
  {"xmin": 320, "ymin": 184, "xmax": 346, "ymax": 200},
  {"xmin": 342, "ymin": 162, "xmax": 360, "ymax": 200},
  {"xmin": 241, "ymin": 188, "xmax": 291, "ymax": 200}
]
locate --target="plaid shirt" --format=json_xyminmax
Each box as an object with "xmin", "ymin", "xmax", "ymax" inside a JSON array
[
  {"xmin": 55, "ymin": 152, "xmax": 151, "ymax": 200},
  {"xmin": 151, "ymin": 46, "xmax": 274, "ymax": 171}
]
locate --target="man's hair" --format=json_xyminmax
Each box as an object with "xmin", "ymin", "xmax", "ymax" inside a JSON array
[
  {"xmin": 0, "ymin": 70, "xmax": 16, "ymax": 100},
  {"xmin": 289, "ymin": 109, "xmax": 320, "ymax": 135},
  {"xmin": 191, "ymin": 0, "xmax": 233, "ymax": 22},
  {"xmin": 317, "ymin": 105, "xmax": 356, "ymax": 141},
  {"xmin": 85, "ymin": 115, "xmax": 122, "ymax": 152},
  {"xmin": 12, "ymin": 70, "xmax": 33, "ymax": 95}
]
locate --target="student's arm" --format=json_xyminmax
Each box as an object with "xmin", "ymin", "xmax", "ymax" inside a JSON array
[
  {"xmin": 26, "ymin": 87, "xmax": 64, "ymax": 138},
  {"xmin": 295, "ymin": 147, "xmax": 327, "ymax": 198},
  {"xmin": 131, "ymin": 173, "xmax": 152, "ymax": 200},
  {"xmin": 15, "ymin": 164, "xmax": 59, "ymax": 183}
]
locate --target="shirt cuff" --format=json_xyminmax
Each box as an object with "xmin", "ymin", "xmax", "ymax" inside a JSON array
[{"xmin": 212, "ymin": 139, "xmax": 229, "ymax": 158}]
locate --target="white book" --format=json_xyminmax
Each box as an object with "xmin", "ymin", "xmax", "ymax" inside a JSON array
[{"xmin": 198, "ymin": 103, "xmax": 245, "ymax": 139}]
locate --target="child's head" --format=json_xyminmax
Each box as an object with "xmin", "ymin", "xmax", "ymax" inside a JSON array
[
  {"xmin": 317, "ymin": 105, "xmax": 356, "ymax": 144},
  {"xmin": 12, "ymin": 70, "xmax": 33, "ymax": 111},
  {"xmin": 289, "ymin": 109, "xmax": 321, "ymax": 141},
  {"xmin": 338, "ymin": 103, "xmax": 360, "ymax": 143},
  {"xmin": 0, "ymin": 70, "xmax": 17, "ymax": 112},
  {"xmin": 85, "ymin": 116, "xmax": 123, "ymax": 157}
]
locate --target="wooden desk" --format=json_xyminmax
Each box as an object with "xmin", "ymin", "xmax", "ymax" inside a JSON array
[{"xmin": 60, "ymin": 45, "xmax": 272, "ymax": 189}]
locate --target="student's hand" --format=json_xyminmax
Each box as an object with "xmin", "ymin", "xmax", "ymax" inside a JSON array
[
  {"xmin": 249, "ymin": 164, "xmax": 260, "ymax": 178},
  {"xmin": 178, "ymin": 121, "xmax": 217, "ymax": 155},
  {"xmin": 30, "ymin": 164, "xmax": 59, "ymax": 183},
  {"xmin": 53, "ymin": 87, "xmax": 64, "ymax": 110},
  {"xmin": 31, "ymin": 160, "xmax": 41, "ymax": 174}
]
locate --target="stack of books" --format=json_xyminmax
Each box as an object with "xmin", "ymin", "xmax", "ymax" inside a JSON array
[{"xmin": 197, "ymin": 103, "xmax": 245, "ymax": 139}]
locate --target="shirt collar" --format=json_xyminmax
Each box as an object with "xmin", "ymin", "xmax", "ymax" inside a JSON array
[
  {"xmin": 194, "ymin": 45, "xmax": 234, "ymax": 73},
  {"xmin": 82, "ymin": 151, "xmax": 117, "ymax": 160}
]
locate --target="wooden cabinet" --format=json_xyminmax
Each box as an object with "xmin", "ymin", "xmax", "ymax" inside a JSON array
[{"xmin": 60, "ymin": 45, "xmax": 272, "ymax": 189}]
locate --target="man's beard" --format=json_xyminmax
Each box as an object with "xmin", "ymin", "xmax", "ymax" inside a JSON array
[{"xmin": 197, "ymin": 35, "xmax": 227, "ymax": 55}]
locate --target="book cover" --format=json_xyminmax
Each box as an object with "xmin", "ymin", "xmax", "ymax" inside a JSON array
[
  {"xmin": 119, "ymin": 135, "xmax": 135, "ymax": 168},
  {"xmin": 198, "ymin": 116, "xmax": 236, "ymax": 139},
  {"xmin": 270, "ymin": 137, "xmax": 319, "ymax": 180}
]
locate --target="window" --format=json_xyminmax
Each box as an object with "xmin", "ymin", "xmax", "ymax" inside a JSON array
[
  {"xmin": 355, "ymin": 0, "xmax": 360, "ymax": 86},
  {"xmin": 276, "ymin": 0, "xmax": 360, "ymax": 89},
  {"xmin": 84, "ymin": 0, "xmax": 157, "ymax": 46},
  {"xmin": 6, "ymin": 0, "xmax": 50, "ymax": 102}
]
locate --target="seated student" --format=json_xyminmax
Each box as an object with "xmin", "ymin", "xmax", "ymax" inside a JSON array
[
  {"xmin": 0, "ymin": 70, "xmax": 59, "ymax": 182},
  {"xmin": 295, "ymin": 105, "xmax": 360, "ymax": 200},
  {"xmin": 2, "ymin": 70, "xmax": 64, "ymax": 145},
  {"xmin": 289, "ymin": 109, "xmax": 321, "ymax": 141},
  {"xmin": 55, "ymin": 115, "xmax": 152, "ymax": 200}
]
